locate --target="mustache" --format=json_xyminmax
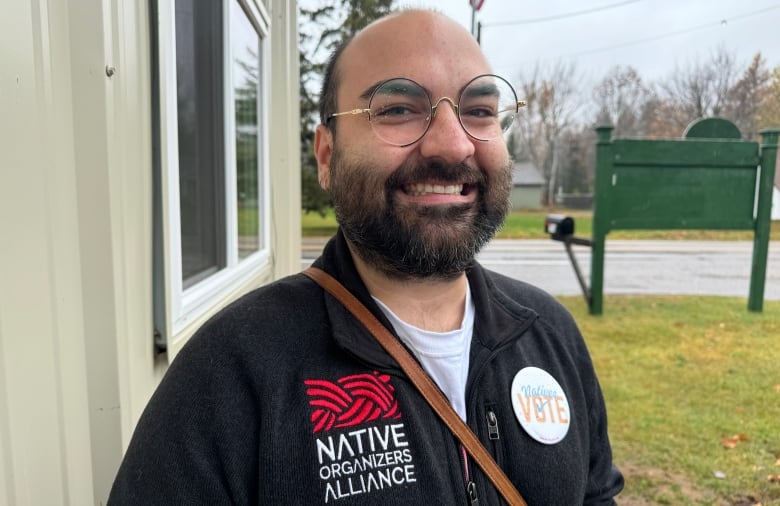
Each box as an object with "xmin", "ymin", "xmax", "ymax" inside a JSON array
[{"xmin": 384, "ymin": 160, "xmax": 486, "ymax": 189}]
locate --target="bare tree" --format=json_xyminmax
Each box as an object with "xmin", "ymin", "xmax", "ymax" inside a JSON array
[
  {"xmin": 512, "ymin": 61, "xmax": 582, "ymax": 206},
  {"xmin": 593, "ymin": 65, "xmax": 654, "ymax": 138},
  {"xmin": 633, "ymin": 95, "xmax": 680, "ymax": 138},
  {"xmin": 658, "ymin": 45, "xmax": 739, "ymax": 133},
  {"xmin": 298, "ymin": 0, "xmax": 395, "ymax": 215},
  {"xmin": 557, "ymin": 127, "xmax": 595, "ymax": 195}
]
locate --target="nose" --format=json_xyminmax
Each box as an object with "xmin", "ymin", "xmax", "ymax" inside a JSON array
[{"xmin": 417, "ymin": 97, "xmax": 476, "ymax": 163}]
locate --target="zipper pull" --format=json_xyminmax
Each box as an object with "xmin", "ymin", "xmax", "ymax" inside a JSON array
[
  {"xmin": 466, "ymin": 480, "xmax": 479, "ymax": 506},
  {"xmin": 486, "ymin": 410, "xmax": 500, "ymax": 440}
]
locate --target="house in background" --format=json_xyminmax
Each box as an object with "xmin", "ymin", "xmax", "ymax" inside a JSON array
[
  {"xmin": 510, "ymin": 161, "xmax": 545, "ymax": 210},
  {"xmin": 1, "ymin": 1, "xmax": 300, "ymax": 504}
]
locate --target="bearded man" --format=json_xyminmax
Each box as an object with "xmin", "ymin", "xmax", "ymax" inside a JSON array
[{"xmin": 109, "ymin": 9, "xmax": 623, "ymax": 505}]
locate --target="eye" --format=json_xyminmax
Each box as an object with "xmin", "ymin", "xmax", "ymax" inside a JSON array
[
  {"xmin": 374, "ymin": 104, "xmax": 417, "ymax": 117},
  {"xmin": 371, "ymin": 102, "xmax": 428, "ymax": 125},
  {"xmin": 461, "ymin": 106, "xmax": 497, "ymax": 119}
]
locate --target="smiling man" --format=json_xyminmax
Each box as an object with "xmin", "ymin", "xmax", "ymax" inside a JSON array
[
  {"xmin": 109, "ymin": 9, "xmax": 623, "ymax": 505},
  {"xmin": 317, "ymin": 16, "xmax": 513, "ymax": 285}
]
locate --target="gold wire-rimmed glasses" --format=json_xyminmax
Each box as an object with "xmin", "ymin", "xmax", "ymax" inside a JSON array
[{"xmin": 326, "ymin": 74, "xmax": 526, "ymax": 147}]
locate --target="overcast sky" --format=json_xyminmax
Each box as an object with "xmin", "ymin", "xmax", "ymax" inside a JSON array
[{"xmin": 406, "ymin": 0, "xmax": 780, "ymax": 86}]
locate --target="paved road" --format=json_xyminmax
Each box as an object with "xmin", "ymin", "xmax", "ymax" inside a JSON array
[{"xmin": 303, "ymin": 239, "xmax": 780, "ymax": 300}]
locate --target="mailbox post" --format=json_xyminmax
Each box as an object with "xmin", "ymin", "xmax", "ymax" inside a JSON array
[{"xmin": 544, "ymin": 214, "xmax": 592, "ymax": 304}]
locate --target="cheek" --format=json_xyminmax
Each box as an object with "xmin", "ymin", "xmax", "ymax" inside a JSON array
[
  {"xmin": 337, "ymin": 142, "xmax": 410, "ymax": 179},
  {"xmin": 477, "ymin": 143, "xmax": 511, "ymax": 173},
  {"xmin": 331, "ymin": 146, "xmax": 388, "ymax": 197}
]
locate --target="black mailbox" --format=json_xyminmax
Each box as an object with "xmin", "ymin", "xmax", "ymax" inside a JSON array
[{"xmin": 544, "ymin": 214, "xmax": 574, "ymax": 241}]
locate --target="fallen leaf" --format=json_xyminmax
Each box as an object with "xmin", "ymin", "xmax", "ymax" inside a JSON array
[
  {"xmin": 721, "ymin": 433, "xmax": 749, "ymax": 448},
  {"xmin": 775, "ymin": 384, "xmax": 780, "ymax": 393},
  {"xmin": 767, "ymin": 474, "xmax": 780, "ymax": 483}
]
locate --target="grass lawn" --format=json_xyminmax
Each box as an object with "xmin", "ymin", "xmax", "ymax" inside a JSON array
[
  {"xmin": 560, "ymin": 295, "xmax": 780, "ymax": 505},
  {"xmin": 303, "ymin": 208, "xmax": 780, "ymax": 240}
]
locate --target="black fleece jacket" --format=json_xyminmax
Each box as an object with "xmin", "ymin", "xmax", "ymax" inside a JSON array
[{"xmin": 109, "ymin": 231, "xmax": 623, "ymax": 505}]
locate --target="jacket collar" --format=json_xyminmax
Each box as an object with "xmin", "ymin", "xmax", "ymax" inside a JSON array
[{"xmin": 310, "ymin": 229, "xmax": 538, "ymax": 369}]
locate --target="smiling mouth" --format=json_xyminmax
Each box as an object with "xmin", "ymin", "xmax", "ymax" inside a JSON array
[{"xmin": 403, "ymin": 183, "xmax": 471, "ymax": 196}]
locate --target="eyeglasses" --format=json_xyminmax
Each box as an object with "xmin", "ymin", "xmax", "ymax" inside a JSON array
[{"xmin": 326, "ymin": 74, "xmax": 526, "ymax": 147}]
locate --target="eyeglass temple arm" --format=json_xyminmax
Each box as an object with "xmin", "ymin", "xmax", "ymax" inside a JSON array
[
  {"xmin": 328, "ymin": 108, "xmax": 371, "ymax": 119},
  {"xmin": 498, "ymin": 100, "xmax": 527, "ymax": 114}
]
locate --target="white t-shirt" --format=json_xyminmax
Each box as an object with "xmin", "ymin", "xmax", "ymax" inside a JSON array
[{"xmin": 373, "ymin": 283, "xmax": 475, "ymax": 421}]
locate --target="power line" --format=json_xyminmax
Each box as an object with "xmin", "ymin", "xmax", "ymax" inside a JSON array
[
  {"xmin": 482, "ymin": 0, "xmax": 641, "ymax": 27},
  {"xmin": 564, "ymin": 4, "xmax": 780, "ymax": 58}
]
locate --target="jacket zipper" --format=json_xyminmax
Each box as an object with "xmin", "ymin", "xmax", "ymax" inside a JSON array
[
  {"xmin": 462, "ymin": 311, "xmax": 535, "ymax": 505},
  {"xmin": 460, "ymin": 412, "xmax": 503, "ymax": 505},
  {"xmin": 486, "ymin": 409, "xmax": 500, "ymax": 440},
  {"xmin": 461, "ymin": 445, "xmax": 479, "ymax": 505},
  {"xmin": 466, "ymin": 480, "xmax": 479, "ymax": 505}
]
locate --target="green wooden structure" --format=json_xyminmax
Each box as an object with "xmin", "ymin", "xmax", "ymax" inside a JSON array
[{"xmin": 590, "ymin": 118, "xmax": 779, "ymax": 314}]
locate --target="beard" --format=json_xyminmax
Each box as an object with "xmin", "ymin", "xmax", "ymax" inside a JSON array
[{"xmin": 328, "ymin": 147, "xmax": 512, "ymax": 281}]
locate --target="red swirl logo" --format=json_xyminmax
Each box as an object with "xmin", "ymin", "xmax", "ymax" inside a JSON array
[{"xmin": 305, "ymin": 372, "xmax": 402, "ymax": 433}]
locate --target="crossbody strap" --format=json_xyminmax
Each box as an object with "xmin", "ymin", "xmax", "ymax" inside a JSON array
[{"xmin": 303, "ymin": 267, "xmax": 527, "ymax": 506}]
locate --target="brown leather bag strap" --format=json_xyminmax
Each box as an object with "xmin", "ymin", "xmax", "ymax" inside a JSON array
[{"xmin": 303, "ymin": 267, "xmax": 527, "ymax": 506}]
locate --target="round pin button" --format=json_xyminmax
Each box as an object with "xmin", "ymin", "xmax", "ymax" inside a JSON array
[{"xmin": 510, "ymin": 367, "xmax": 570, "ymax": 444}]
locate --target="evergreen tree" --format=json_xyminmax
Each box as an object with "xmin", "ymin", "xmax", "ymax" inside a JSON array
[{"xmin": 299, "ymin": 0, "xmax": 395, "ymax": 216}]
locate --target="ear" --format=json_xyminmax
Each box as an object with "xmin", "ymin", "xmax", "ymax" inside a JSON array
[{"xmin": 314, "ymin": 124, "xmax": 333, "ymax": 190}]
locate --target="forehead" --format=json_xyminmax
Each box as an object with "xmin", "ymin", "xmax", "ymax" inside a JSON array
[{"xmin": 337, "ymin": 11, "xmax": 492, "ymax": 102}]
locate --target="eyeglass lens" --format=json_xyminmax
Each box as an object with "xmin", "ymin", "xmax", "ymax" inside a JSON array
[{"xmin": 367, "ymin": 75, "xmax": 519, "ymax": 146}]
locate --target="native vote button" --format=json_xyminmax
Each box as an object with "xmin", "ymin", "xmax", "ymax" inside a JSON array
[{"xmin": 510, "ymin": 367, "xmax": 570, "ymax": 444}]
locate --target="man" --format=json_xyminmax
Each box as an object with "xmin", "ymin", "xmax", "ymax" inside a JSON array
[{"xmin": 110, "ymin": 9, "xmax": 623, "ymax": 505}]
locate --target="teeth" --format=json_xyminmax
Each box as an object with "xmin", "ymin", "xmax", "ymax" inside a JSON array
[{"xmin": 405, "ymin": 183, "xmax": 464, "ymax": 196}]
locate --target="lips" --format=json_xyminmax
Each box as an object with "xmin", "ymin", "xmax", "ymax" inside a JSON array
[{"xmin": 403, "ymin": 183, "xmax": 467, "ymax": 196}]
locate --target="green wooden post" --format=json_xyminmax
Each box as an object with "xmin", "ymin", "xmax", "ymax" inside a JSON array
[
  {"xmin": 590, "ymin": 126, "xmax": 614, "ymax": 315},
  {"xmin": 748, "ymin": 128, "xmax": 779, "ymax": 311}
]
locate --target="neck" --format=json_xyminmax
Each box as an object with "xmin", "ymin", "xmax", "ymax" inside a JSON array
[{"xmin": 348, "ymin": 242, "xmax": 468, "ymax": 332}]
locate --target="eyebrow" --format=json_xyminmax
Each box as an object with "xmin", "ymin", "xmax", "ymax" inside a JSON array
[
  {"xmin": 359, "ymin": 80, "xmax": 387, "ymax": 101},
  {"xmin": 461, "ymin": 82, "xmax": 500, "ymax": 99},
  {"xmin": 359, "ymin": 78, "xmax": 432, "ymax": 101}
]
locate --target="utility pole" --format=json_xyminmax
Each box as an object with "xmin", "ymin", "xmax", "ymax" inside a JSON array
[{"xmin": 469, "ymin": 0, "xmax": 485, "ymax": 40}]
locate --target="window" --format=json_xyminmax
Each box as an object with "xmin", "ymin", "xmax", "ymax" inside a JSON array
[{"xmin": 153, "ymin": 0, "xmax": 270, "ymax": 348}]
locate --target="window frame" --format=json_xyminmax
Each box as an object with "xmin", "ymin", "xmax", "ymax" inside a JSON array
[{"xmin": 154, "ymin": 0, "xmax": 272, "ymax": 345}]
